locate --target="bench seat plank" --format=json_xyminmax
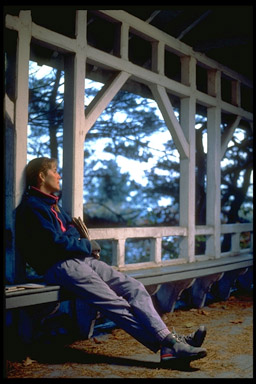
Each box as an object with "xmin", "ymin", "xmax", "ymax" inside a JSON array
[{"xmin": 5, "ymin": 254, "xmax": 253, "ymax": 310}]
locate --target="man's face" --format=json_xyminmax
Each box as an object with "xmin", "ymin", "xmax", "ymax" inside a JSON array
[{"xmin": 39, "ymin": 163, "xmax": 61, "ymax": 194}]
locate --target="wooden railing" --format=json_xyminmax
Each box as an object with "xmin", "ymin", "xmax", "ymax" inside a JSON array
[{"xmin": 89, "ymin": 222, "xmax": 253, "ymax": 270}]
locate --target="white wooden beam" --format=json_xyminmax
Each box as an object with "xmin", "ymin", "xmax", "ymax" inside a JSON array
[
  {"xmin": 179, "ymin": 56, "xmax": 196, "ymax": 262},
  {"xmin": 231, "ymin": 80, "xmax": 241, "ymax": 107},
  {"xmin": 32, "ymin": 22, "xmax": 76, "ymax": 53},
  {"xmin": 120, "ymin": 21, "xmax": 129, "ymax": 60},
  {"xmin": 206, "ymin": 106, "xmax": 221, "ymax": 258},
  {"xmin": 100, "ymin": 10, "xmax": 252, "ymax": 88},
  {"xmin": 6, "ymin": 10, "xmax": 32, "ymax": 282},
  {"xmin": 84, "ymin": 71, "xmax": 131, "ymax": 132},
  {"xmin": 8, "ymin": 11, "xmax": 252, "ymax": 122},
  {"xmin": 86, "ymin": 45, "xmax": 253, "ymax": 122},
  {"xmin": 62, "ymin": 10, "xmax": 87, "ymax": 217},
  {"xmin": 220, "ymin": 115, "xmax": 241, "ymax": 159},
  {"xmin": 152, "ymin": 41, "xmax": 165, "ymax": 75},
  {"xmin": 207, "ymin": 69, "xmax": 221, "ymax": 98},
  {"xmin": 87, "ymin": 45, "xmax": 191, "ymax": 98},
  {"xmin": 14, "ymin": 11, "xmax": 31, "ymax": 208},
  {"xmin": 150, "ymin": 84, "xmax": 189, "ymax": 159}
]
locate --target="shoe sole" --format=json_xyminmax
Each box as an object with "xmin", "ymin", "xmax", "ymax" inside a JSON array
[{"xmin": 161, "ymin": 349, "xmax": 207, "ymax": 363}]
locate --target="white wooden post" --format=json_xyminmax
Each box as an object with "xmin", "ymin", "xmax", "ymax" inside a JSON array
[
  {"xmin": 150, "ymin": 237, "xmax": 162, "ymax": 264},
  {"xmin": 62, "ymin": 11, "xmax": 87, "ymax": 217},
  {"xmin": 120, "ymin": 21, "xmax": 129, "ymax": 61},
  {"xmin": 5, "ymin": 11, "xmax": 31, "ymax": 282},
  {"xmin": 14, "ymin": 11, "xmax": 31, "ymax": 208},
  {"xmin": 152, "ymin": 41, "xmax": 165, "ymax": 75},
  {"xmin": 231, "ymin": 80, "xmax": 241, "ymax": 107},
  {"xmin": 116, "ymin": 239, "xmax": 126, "ymax": 268},
  {"xmin": 179, "ymin": 56, "xmax": 196, "ymax": 262},
  {"xmin": 206, "ymin": 71, "xmax": 221, "ymax": 258}
]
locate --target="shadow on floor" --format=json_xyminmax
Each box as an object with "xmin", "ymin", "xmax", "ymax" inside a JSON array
[{"xmin": 6, "ymin": 338, "xmax": 199, "ymax": 373}]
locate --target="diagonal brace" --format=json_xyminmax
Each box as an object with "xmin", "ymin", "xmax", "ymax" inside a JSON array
[
  {"xmin": 150, "ymin": 84, "xmax": 189, "ymax": 159},
  {"xmin": 84, "ymin": 71, "xmax": 131, "ymax": 133}
]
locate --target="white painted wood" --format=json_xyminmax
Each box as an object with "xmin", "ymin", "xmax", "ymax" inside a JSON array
[
  {"xmin": 89, "ymin": 226, "xmax": 187, "ymax": 240},
  {"xmin": 7, "ymin": 11, "xmax": 252, "ymax": 119},
  {"xmin": 84, "ymin": 71, "xmax": 131, "ymax": 132},
  {"xmin": 193, "ymin": 52, "xmax": 252, "ymax": 89},
  {"xmin": 195, "ymin": 226, "xmax": 214, "ymax": 235},
  {"xmin": 220, "ymin": 115, "xmax": 241, "ymax": 159},
  {"xmin": 179, "ymin": 56, "xmax": 196, "ymax": 262},
  {"xmin": 116, "ymin": 239, "xmax": 125, "ymax": 267},
  {"xmin": 181, "ymin": 56, "xmax": 196, "ymax": 88},
  {"xmin": 14, "ymin": 11, "xmax": 31, "ymax": 208},
  {"xmin": 150, "ymin": 237, "xmax": 162, "ymax": 263},
  {"xmin": 7, "ymin": 11, "xmax": 32, "ymax": 282},
  {"xmin": 4, "ymin": 8, "xmax": 253, "ymax": 276},
  {"xmin": 87, "ymin": 45, "xmax": 191, "ymax": 98},
  {"xmin": 7, "ymin": 11, "xmax": 253, "ymax": 122},
  {"xmin": 120, "ymin": 21, "xmax": 129, "ymax": 60},
  {"xmin": 150, "ymin": 84, "xmax": 189, "ymax": 159},
  {"xmin": 152, "ymin": 41, "xmax": 165, "ymax": 75},
  {"xmin": 101, "ymin": 10, "xmax": 252, "ymax": 87},
  {"xmin": 221, "ymin": 223, "xmax": 253, "ymax": 233},
  {"xmin": 195, "ymin": 89, "xmax": 218, "ymax": 108},
  {"xmin": 206, "ymin": 106, "xmax": 221, "ymax": 259},
  {"xmin": 204, "ymin": 69, "xmax": 222, "ymax": 259},
  {"xmin": 208, "ymin": 69, "xmax": 220, "ymax": 97},
  {"xmin": 6, "ymin": 14, "xmax": 76, "ymax": 53},
  {"xmin": 231, "ymin": 233, "xmax": 242, "ymax": 253},
  {"xmin": 5, "ymin": 254, "xmax": 252, "ymax": 309},
  {"xmin": 231, "ymin": 80, "xmax": 241, "ymax": 107},
  {"xmin": 5, "ymin": 14, "xmax": 21, "ymax": 30},
  {"xmin": 86, "ymin": 45, "xmax": 253, "ymax": 122},
  {"xmin": 62, "ymin": 11, "xmax": 87, "ymax": 217},
  {"xmin": 220, "ymin": 100, "xmax": 252, "ymax": 120},
  {"xmin": 32, "ymin": 22, "xmax": 76, "ymax": 53},
  {"xmin": 101, "ymin": 10, "xmax": 195, "ymax": 56}
]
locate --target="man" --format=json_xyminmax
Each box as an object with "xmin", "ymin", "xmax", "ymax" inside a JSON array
[{"xmin": 15, "ymin": 157, "xmax": 207, "ymax": 364}]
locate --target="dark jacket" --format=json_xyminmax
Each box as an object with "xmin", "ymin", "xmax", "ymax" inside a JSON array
[{"xmin": 15, "ymin": 187, "xmax": 92, "ymax": 275}]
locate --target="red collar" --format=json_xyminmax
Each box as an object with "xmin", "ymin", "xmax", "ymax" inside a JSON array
[{"xmin": 31, "ymin": 186, "xmax": 59, "ymax": 203}]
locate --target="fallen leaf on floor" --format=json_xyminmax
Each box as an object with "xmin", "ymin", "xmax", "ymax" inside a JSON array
[
  {"xmin": 200, "ymin": 310, "xmax": 209, "ymax": 316},
  {"xmin": 23, "ymin": 357, "xmax": 37, "ymax": 366},
  {"xmin": 185, "ymin": 322, "xmax": 196, "ymax": 328}
]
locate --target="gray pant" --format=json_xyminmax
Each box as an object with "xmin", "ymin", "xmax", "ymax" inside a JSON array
[{"xmin": 45, "ymin": 257, "xmax": 168, "ymax": 352}]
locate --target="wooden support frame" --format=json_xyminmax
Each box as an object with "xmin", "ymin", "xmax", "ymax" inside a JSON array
[
  {"xmin": 62, "ymin": 11, "xmax": 87, "ymax": 217},
  {"xmin": 4, "ymin": 8, "xmax": 253, "ymax": 281},
  {"xmin": 179, "ymin": 56, "xmax": 197, "ymax": 263}
]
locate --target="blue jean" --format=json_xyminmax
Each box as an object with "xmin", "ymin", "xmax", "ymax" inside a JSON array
[{"xmin": 44, "ymin": 257, "xmax": 168, "ymax": 352}]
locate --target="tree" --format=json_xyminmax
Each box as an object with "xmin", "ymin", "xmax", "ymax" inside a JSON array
[
  {"xmin": 27, "ymin": 62, "xmax": 253, "ymax": 246},
  {"xmin": 28, "ymin": 64, "xmax": 64, "ymax": 160}
]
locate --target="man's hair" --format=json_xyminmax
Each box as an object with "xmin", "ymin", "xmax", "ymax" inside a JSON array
[{"xmin": 26, "ymin": 157, "xmax": 57, "ymax": 188}]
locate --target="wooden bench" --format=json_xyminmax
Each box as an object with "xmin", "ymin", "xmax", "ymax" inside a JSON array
[
  {"xmin": 5, "ymin": 253, "xmax": 252, "ymax": 343},
  {"xmin": 5, "ymin": 253, "xmax": 253, "ymax": 310}
]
